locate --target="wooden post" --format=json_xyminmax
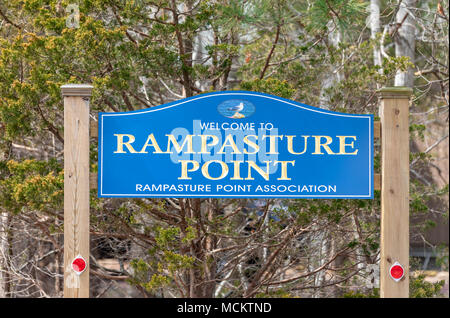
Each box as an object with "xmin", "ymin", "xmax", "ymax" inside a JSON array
[
  {"xmin": 378, "ymin": 87, "xmax": 412, "ymax": 298},
  {"xmin": 62, "ymin": 84, "xmax": 93, "ymax": 298}
]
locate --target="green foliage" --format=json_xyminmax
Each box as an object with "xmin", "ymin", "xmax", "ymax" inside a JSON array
[
  {"xmin": 239, "ymin": 78, "xmax": 295, "ymax": 99},
  {"xmin": 342, "ymin": 288, "xmax": 379, "ymax": 298},
  {"xmin": 0, "ymin": 159, "xmax": 63, "ymax": 214},
  {"xmin": 128, "ymin": 224, "xmax": 196, "ymax": 292},
  {"xmin": 155, "ymin": 226, "xmax": 181, "ymax": 248},
  {"xmin": 255, "ymin": 289, "xmax": 296, "ymax": 298},
  {"xmin": 410, "ymin": 124, "xmax": 426, "ymax": 140},
  {"xmin": 436, "ymin": 245, "xmax": 449, "ymax": 271},
  {"xmin": 304, "ymin": 0, "xmax": 366, "ymax": 33},
  {"xmin": 145, "ymin": 274, "xmax": 171, "ymax": 292},
  {"xmin": 410, "ymin": 274, "xmax": 445, "ymax": 298},
  {"xmin": 342, "ymin": 273, "xmax": 447, "ymax": 298}
]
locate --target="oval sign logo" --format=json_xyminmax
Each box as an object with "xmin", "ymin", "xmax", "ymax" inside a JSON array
[{"xmin": 217, "ymin": 99, "xmax": 255, "ymax": 119}]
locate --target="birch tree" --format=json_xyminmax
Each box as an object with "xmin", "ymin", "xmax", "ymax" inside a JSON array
[
  {"xmin": 395, "ymin": 0, "xmax": 417, "ymax": 87},
  {"xmin": 369, "ymin": 0, "xmax": 382, "ymax": 70}
]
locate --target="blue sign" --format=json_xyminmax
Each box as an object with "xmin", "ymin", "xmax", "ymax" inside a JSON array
[{"xmin": 98, "ymin": 91, "xmax": 373, "ymax": 199}]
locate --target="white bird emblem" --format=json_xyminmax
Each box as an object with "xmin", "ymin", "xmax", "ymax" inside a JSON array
[
  {"xmin": 227, "ymin": 102, "xmax": 246, "ymax": 118},
  {"xmin": 228, "ymin": 102, "xmax": 244, "ymax": 112}
]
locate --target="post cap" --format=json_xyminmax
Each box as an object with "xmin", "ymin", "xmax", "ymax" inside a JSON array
[
  {"xmin": 61, "ymin": 84, "xmax": 93, "ymax": 97},
  {"xmin": 377, "ymin": 87, "xmax": 413, "ymax": 99}
]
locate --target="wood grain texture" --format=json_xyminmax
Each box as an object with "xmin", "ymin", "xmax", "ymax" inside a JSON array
[
  {"xmin": 374, "ymin": 173, "xmax": 381, "ymax": 191},
  {"xmin": 90, "ymin": 172, "xmax": 97, "ymax": 190},
  {"xmin": 379, "ymin": 89, "xmax": 411, "ymax": 298},
  {"xmin": 374, "ymin": 121, "xmax": 381, "ymax": 139},
  {"xmin": 90, "ymin": 119, "xmax": 98, "ymax": 138},
  {"xmin": 63, "ymin": 95, "xmax": 90, "ymax": 298}
]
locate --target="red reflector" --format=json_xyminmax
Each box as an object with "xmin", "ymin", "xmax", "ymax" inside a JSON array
[
  {"xmin": 72, "ymin": 256, "xmax": 87, "ymax": 274},
  {"xmin": 389, "ymin": 262, "xmax": 404, "ymax": 281}
]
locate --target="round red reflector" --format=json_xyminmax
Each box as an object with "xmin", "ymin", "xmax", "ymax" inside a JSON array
[
  {"xmin": 72, "ymin": 256, "xmax": 86, "ymax": 274},
  {"xmin": 389, "ymin": 263, "xmax": 404, "ymax": 281}
]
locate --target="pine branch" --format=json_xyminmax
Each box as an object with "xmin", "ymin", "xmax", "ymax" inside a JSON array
[
  {"xmin": 0, "ymin": 8, "xmax": 21, "ymax": 29},
  {"xmin": 259, "ymin": 24, "xmax": 281, "ymax": 80}
]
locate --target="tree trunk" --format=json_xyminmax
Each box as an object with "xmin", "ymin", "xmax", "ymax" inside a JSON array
[
  {"xmin": 319, "ymin": 21, "xmax": 342, "ymax": 109},
  {"xmin": 0, "ymin": 212, "xmax": 8, "ymax": 297},
  {"xmin": 0, "ymin": 144, "xmax": 11, "ymax": 297},
  {"xmin": 313, "ymin": 229, "xmax": 329, "ymax": 297},
  {"xmin": 395, "ymin": 0, "xmax": 416, "ymax": 87},
  {"xmin": 370, "ymin": 0, "xmax": 382, "ymax": 68}
]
